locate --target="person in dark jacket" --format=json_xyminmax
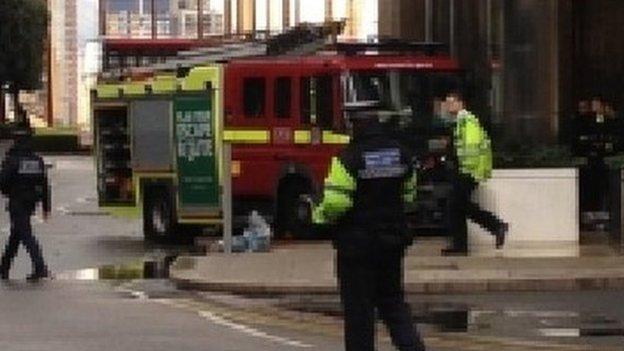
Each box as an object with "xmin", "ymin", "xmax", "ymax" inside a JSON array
[
  {"xmin": 313, "ymin": 112, "xmax": 425, "ymax": 351},
  {"xmin": 0, "ymin": 126, "xmax": 50, "ymax": 280}
]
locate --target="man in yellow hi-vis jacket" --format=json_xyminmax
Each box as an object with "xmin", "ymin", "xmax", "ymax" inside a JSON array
[
  {"xmin": 313, "ymin": 114, "xmax": 425, "ymax": 351},
  {"xmin": 442, "ymin": 93, "xmax": 508, "ymax": 255}
]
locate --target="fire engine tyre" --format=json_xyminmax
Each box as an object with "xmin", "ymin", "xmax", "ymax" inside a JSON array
[
  {"xmin": 143, "ymin": 187, "xmax": 177, "ymax": 244},
  {"xmin": 276, "ymin": 179, "xmax": 312, "ymax": 239}
]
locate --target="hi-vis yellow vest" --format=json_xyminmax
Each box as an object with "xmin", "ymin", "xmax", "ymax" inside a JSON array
[{"xmin": 454, "ymin": 110, "xmax": 493, "ymax": 181}]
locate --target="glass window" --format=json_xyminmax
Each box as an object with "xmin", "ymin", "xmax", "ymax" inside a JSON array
[
  {"xmin": 300, "ymin": 77, "xmax": 313, "ymax": 124},
  {"xmin": 316, "ymin": 76, "xmax": 334, "ymax": 129},
  {"xmin": 201, "ymin": 0, "xmax": 225, "ymax": 36},
  {"xmin": 244, "ymin": 78, "xmax": 266, "ymax": 118},
  {"xmin": 301, "ymin": 76, "xmax": 333, "ymax": 128},
  {"xmin": 105, "ymin": 0, "xmax": 152, "ymax": 38},
  {"xmin": 275, "ymin": 77, "xmax": 292, "ymax": 119}
]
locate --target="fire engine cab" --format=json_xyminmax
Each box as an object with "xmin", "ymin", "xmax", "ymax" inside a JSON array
[{"xmin": 92, "ymin": 39, "xmax": 464, "ymax": 242}]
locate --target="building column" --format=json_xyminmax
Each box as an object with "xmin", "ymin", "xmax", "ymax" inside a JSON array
[
  {"xmin": 0, "ymin": 89, "xmax": 5, "ymax": 124},
  {"xmin": 266, "ymin": 0, "xmax": 271, "ymax": 33},
  {"xmin": 378, "ymin": 0, "xmax": 425, "ymax": 40},
  {"xmin": 453, "ymin": 0, "xmax": 491, "ymax": 123},
  {"xmin": 282, "ymin": 0, "xmax": 290, "ymax": 29},
  {"xmin": 224, "ymin": 0, "xmax": 232, "ymax": 35},
  {"xmin": 99, "ymin": 0, "xmax": 107, "ymax": 36},
  {"xmin": 151, "ymin": 0, "xmax": 156, "ymax": 39},
  {"xmin": 237, "ymin": 0, "xmax": 255, "ymax": 34},
  {"xmin": 47, "ymin": 0, "xmax": 53, "ymax": 126},
  {"xmin": 325, "ymin": 0, "xmax": 333, "ymax": 22},
  {"xmin": 294, "ymin": 0, "xmax": 300, "ymax": 26},
  {"xmin": 198, "ymin": 0, "xmax": 204, "ymax": 39},
  {"xmin": 501, "ymin": 0, "xmax": 559, "ymax": 143}
]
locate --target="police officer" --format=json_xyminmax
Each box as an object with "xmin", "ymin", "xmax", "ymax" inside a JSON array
[
  {"xmin": 0, "ymin": 125, "xmax": 50, "ymax": 280},
  {"xmin": 442, "ymin": 93, "xmax": 507, "ymax": 254},
  {"xmin": 312, "ymin": 112, "xmax": 425, "ymax": 351}
]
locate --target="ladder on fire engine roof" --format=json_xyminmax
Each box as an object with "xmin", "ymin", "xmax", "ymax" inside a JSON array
[{"xmin": 108, "ymin": 21, "xmax": 346, "ymax": 79}]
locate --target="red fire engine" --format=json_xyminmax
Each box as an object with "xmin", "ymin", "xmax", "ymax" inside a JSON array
[{"xmin": 93, "ymin": 36, "xmax": 464, "ymax": 242}]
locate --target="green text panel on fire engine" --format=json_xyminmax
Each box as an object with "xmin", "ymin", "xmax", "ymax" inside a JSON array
[{"xmin": 174, "ymin": 96, "xmax": 219, "ymax": 211}]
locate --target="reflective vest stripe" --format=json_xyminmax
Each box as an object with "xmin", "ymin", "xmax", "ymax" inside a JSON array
[
  {"xmin": 223, "ymin": 130, "xmax": 271, "ymax": 143},
  {"xmin": 223, "ymin": 130, "xmax": 350, "ymax": 145}
]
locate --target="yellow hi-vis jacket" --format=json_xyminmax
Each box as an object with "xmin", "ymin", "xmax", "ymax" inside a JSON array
[{"xmin": 454, "ymin": 110, "xmax": 493, "ymax": 182}]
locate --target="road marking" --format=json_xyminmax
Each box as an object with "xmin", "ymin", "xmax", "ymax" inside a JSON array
[
  {"xmin": 117, "ymin": 283, "xmax": 314, "ymax": 349},
  {"xmin": 198, "ymin": 310, "xmax": 313, "ymax": 348},
  {"xmin": 540, "ymin": 328, "xmax": 582, "ymax": 338}
]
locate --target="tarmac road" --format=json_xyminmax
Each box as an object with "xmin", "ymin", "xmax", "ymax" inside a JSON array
[{"xmin": 1, "ymin": 156, "xmax": 623, "ymax": 351}]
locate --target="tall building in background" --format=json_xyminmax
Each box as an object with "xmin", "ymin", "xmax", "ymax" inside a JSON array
[{"xmin": 49, "ymin": 0, "xmax": 79, "ymax": 126}]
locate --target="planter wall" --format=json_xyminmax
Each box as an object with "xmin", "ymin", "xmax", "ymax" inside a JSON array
[{"xmin": 469, "ymin": 168, "xmax": 579, "ymax": 256}]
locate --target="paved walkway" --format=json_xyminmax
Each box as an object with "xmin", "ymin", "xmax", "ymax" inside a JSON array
[{"xmin": 171, "ymin": 237, "xmax": 624, "ymax": 294}]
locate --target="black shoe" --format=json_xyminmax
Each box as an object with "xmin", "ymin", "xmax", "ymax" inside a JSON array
[
  {"xmin": 495, "ymin": 223, "xmax": 509, "ymax": 249},
  {"xmin": 26, "ymin": 271, "xmax": 49, "ymax": 281},
  {"xmin": 0, "ymin": 269, "xmax": 8, "ymax": 280}
]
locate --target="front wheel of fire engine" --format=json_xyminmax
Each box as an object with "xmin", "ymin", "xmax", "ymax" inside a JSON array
[
  {"xmin": 276, "ymin": 179, "xmax": 312, "ymax": 239},
  {"xmin": 144, "ymin": 188, "xmax": 176, "ymax": 243}
]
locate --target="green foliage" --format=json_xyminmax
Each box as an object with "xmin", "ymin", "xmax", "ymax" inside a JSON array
[
  {"xmin": 494, "ymin": 141, "xmax": 583, "ymax": 168},
  {"xmin": 0, "ymin": 0, "xmax": 48, "ymax": 90}
]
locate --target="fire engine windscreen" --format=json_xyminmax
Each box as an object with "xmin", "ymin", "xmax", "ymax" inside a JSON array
[{"xmin": 344, "ymin": 70, "xmax": 463, "ymax": 132}]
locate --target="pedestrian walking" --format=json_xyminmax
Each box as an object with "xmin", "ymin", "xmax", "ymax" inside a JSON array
[
  {"xmin": 312, "ymin": 112, "xmax": 426, "ymax": 351},
  {"xmin": 0, "ymin": 125, "xmax": 50, "ymax": 280},
  {"xmin": 441, "ymin": 93, "xmax": 507, "ymax": 255}
]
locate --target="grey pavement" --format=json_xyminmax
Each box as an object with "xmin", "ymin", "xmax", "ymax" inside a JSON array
[
  {"xmin": 2, "ymin": 156, "xmax": 624, "ymax": 351},
  {"xmin": 0, "ymin": 157, "xmax": 346, "ymax": 351},
  {"xmin": 0, "ymin": 156, "xmax": 145, "ymax": 278},
  {"xmin": 0, "ymin": 281, "xmax": 344, "ymax": 351},
  {"xmin": 171, "ymin": 239, "xmax": 624, "ymax": 294}
]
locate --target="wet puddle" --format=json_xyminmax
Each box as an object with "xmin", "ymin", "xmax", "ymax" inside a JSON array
[
  {"xmin": 56, "ymin": 244, "xmax": 205, "ymax": 281},
  {"xmin": 275, "ymin": 297, "xmax": 624, "ymax": 342},
  {"xmin": 55, "ymin": 257, "xmax": 177, "ymax": 281}
]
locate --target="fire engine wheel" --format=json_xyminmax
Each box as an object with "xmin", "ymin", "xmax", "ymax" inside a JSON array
[
  {"xmin": 144, "ymin": 188, "xmax": 176, "ymax": 243},
  {"xmin": 276, "ymin": 180, "xmax": 312, "ymax": 239}
]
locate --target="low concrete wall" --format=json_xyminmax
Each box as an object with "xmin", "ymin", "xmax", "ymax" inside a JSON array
[{"xmin": 469, "ymin": 168, "xmax": 579, "ymax": 256}]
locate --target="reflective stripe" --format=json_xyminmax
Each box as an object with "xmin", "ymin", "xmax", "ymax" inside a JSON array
[
  {"xmin": 223, "ymin": 129, "xmax": 348, "ymax": 145},
  {"xmin": 123, "ymin": 83, "xmax": 147, "ymax": 96},
  {"xmin": 322, "ymin": 131, "xmax": 350, "ymax": 144},
  {"xmin": 182, "ymin": 66, "xmax": 219, "ymax": 91},
  {"xmin": 152, "ymin": 77, "xmax": 178, "ymax": 94},
  {"xmin": 97, "ymin": 85, "xmax": 121, "ymax": 98},
  {"xmin": 294, "ymin": 130, "xmax": 311, "ymax": 144},
  {"xmin": 223, "ymin": 130, "xmax": 270, "ymax": 143}
]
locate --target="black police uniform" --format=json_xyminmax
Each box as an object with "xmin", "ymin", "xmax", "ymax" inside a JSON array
[
  {"xmin": 334, "ymin": 122, "xmax": 426, "ymax": 351},
  {"xmin": 0, "ymin": 138, "xmax": 50, "ymax": 279}
]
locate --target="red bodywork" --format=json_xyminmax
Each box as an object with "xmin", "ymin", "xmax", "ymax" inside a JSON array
[{"xmin": 223, "ymin": 53, "xmax": 461, "ymax": 205}]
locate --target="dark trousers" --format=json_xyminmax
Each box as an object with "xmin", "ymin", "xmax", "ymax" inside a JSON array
[
  {"xmin": 579, "ymin": 158, "xmax": 608, "ymax": 212},
  {"xmin": 338, "ymin": 241, "xmax": 425, "ymax": 351},
  {"xmin": 448, "ymin": 173, "xmax": 505, "ymax": 252},
  {"xmin": 1, "ymin": 203, "xmax": 46, "ymax": 275}
]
